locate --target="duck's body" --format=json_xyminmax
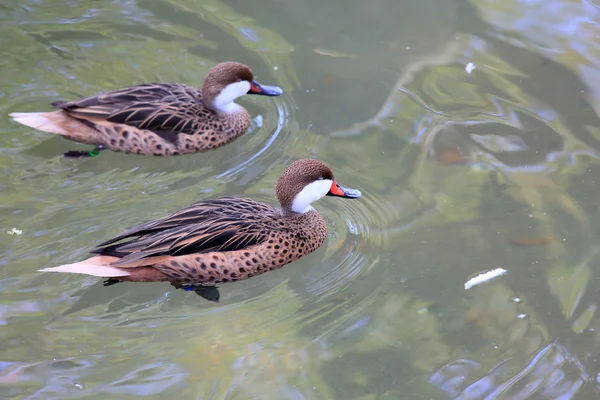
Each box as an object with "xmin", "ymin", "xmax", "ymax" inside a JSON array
[
  {"xmin": 10, "ymin": 62, "xmax": 282, "ymax": 156},
  {"xmin": 79, "ymin": 197, "xmax": 328, "ymax": 285},
  {"xmin": 28, "ymin": 84, "xmax": 250, "ymax": 156},
  {"xmin": 40, "ymin": 159, "xmax": 361, "ymax": 300}
]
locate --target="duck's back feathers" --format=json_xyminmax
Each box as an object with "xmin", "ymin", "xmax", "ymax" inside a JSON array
[
  {"xmin": 91, "ymin": 198, "xmax": 277, "ymax": 268},
  {"xmin": 53, "ymin": 84, "xmax": 211, "ymax": 137}
]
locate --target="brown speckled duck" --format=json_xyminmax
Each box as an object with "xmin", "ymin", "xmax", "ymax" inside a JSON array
[
  {"xmin": 39, "ymin": 159, "xmax": 361, "ymax": 301},
  {"xmin": 10, "ymin": 62, "xmax": 282, "ymax": 157}
]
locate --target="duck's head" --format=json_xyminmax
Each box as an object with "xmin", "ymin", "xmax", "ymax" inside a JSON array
[
  {"xmin": 276, "ymin": 159, "xmax": 361, "ymax": 214},
  {"xmin": 202, "ymin": 61, "xmax": 283, "ymax": 114}
]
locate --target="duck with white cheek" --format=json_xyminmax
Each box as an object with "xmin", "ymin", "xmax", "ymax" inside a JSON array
[
  {"xmin": 10, "ymin": 62, "xmax": 282, "ymax": 157},
  {"xmin": 39, "ymin": 159, "xmax": 362, "ymax": 301}
]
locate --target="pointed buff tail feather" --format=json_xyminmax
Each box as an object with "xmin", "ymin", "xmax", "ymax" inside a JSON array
[
  {"xmin": 39, "ymin": 256, "xmax": 130, "ymax": 278},
  {"xmin": 9, "ymin": 111, "xmax": 69, "ymax": 135}
]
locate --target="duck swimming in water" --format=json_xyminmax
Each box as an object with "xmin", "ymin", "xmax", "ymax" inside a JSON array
[
  {"xmin": 39, "ymin": 159, "xmax": 362, "ymax": 301},
  {"xmin": 10, "ymin": 62, "xmax": 282, "ymax": 157}
]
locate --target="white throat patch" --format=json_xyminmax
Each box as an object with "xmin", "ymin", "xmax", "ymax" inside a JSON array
[
  {"xmin": 213, "ymin": 81, "xmax": 250, "ymax": 114},
  {"xmin": 291, "ymin": 179, "xmax": 332, "ymax": 214}
]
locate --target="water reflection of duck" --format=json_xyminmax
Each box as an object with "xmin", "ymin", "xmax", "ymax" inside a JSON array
[
  {"xmin": 39, "ymin": 159, "xmax": 361, "ymax": 301},
  {"xmin": 10, "ymin": 62, "xmax": 282, "ymax": 157}
]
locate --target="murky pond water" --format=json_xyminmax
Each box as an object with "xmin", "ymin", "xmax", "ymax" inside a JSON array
[{"xmin": 2, "ymin": 0, "xmax": 600, "ymax": 398}]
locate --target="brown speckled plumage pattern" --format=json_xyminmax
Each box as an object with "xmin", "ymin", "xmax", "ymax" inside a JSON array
[
  {"xmin": 52, "ymin": 82, "xmax": 250, "ymax": 155},
  {"xmin": 90, "ymin": 160, "xmax": 338, "ymax": 284},
  {"xmin": 92, "ymin": 197, "xmax": 327, "ymax": 284}
]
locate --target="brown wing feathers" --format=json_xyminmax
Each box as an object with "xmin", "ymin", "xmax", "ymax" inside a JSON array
[
  {"xmin": 90, "ymin": 198, "xmax": 273, "ymax": 264},
  {"xmin": 52, "ymin": 84, "xmax": 206, "ymax": 136}
]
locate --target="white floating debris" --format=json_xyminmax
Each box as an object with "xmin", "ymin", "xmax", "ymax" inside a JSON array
[
  {"xmin": 313, "ymin": 48, "xmax": 358, "ymax": 58},
  {"xmin": 465, "ymin": 62, "xmax": 476, "ymax": 74},
  {"xmin": 517, "ymin": 314, "xmax": 528, "ymax": 319},
  {"xmin": 6, "ymin": 228, "xmax": 23, "ymax": 235},
  {"xmin": 464, "ymin": 268, "xmax": 507, "ymax": 290},
  {"xmin": 469, "ymin": 133, "xmax": 528, "ymax": 153}
]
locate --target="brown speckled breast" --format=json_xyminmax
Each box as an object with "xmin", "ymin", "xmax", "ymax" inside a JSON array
[{"xmin": 91, "ymin": 109, "xmax": 250, "ymax": 156}]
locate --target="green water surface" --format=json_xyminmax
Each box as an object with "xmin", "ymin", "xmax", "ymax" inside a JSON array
[{"xmin": 2, "ymin": 0, "xmax": 600, "ymax": 398}]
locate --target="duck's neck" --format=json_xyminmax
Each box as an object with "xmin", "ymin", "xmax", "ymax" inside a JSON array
[
  {"xmin": 206, "ymin": 81, "xmax": 250, "ymax": 115},
  {"xmin": 281, "ymin": 206, "xmax": 317, "ymax": 217}
]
